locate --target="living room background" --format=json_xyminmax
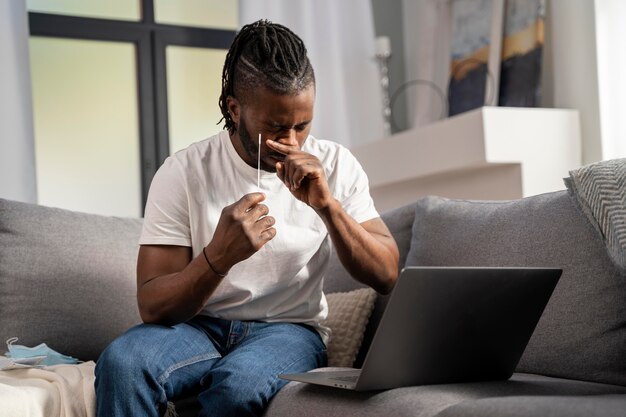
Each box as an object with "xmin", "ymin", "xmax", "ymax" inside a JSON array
[{"xmin": 1, "ymin": 0, "xmax": 624, "ymax": 218}]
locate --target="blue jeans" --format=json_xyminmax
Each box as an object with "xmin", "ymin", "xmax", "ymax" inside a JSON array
[{"xmin": 94, "ymin": 316, "xmax": 327, "ymax": 417}]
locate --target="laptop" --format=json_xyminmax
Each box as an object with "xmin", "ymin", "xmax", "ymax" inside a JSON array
[{"xmin": 279, "ymin": 266, "xmax": 561, "ymax": 391}]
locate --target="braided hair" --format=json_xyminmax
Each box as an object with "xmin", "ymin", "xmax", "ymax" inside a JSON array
[{"xmin": 219, "ymin": 19, "xmax": 315, "ymax": 134}]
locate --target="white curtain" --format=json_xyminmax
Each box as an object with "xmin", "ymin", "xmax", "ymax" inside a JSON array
[
  {"xmin": 239, "ymin": 0, "xmax": 385, "ymax": 148},
  {"xmin": 594, "ymin": 0, "xmax": 626, "ymax": 160},
  {"xmin": 0, "ymin": 0, "xmax": 37, "ymax": 203},
  {"xmin": 402, "ymin": 0, "xmax": 451, "ymax": 129}
]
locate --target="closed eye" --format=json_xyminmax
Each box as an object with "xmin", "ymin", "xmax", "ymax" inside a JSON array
[{"xmin": 295, "ymin": 122, "xmax": 309, "ymax": 132}]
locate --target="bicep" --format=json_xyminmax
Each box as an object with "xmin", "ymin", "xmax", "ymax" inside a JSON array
[{"xmin": 137, "ymin": 245, "xmax": 192, "ymax": 288}]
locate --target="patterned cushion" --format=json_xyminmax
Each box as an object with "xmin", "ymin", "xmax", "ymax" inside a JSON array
[{"xmin": 323, "ymin": 288, "xmax": 377, "ymax": 367}]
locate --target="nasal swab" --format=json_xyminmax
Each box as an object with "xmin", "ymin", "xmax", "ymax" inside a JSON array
[{"xmin": 257, "ymin": 133, "xmax": 261, "ymax": 191}]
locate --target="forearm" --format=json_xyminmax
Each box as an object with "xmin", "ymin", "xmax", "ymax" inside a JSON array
[
  {"xmin": 137, "ymin": 249, "xmax": 226, "ymax": 326},
  {"xmin": 317, "ymin": 199, "xmax": 399, "ymax": 294}
]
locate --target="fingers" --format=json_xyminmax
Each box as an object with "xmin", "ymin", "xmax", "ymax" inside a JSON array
[
  {"xmin": 255, "ymin": 213, "xmax": 276, "ymax": 236},
  {"xmin": 277, "ymin": 156, "xmax": 321, "ymax": 190},
  {"xmin": 246, "ymin": 213, "xmax": 275, "ymax": 249},
  {"xmin": 260, "ymin": 227, "xmax": 277, "ymax": 241},
  {"xmin": 250, "ymin": 202, "xmax": 269, "ymax": 219},
  {"xmin": 266, "ymin": 139, "xmax": 294, "ymax": 155},
  {"xmin": 238, "ymin": 192, "xmax": 266, "ymax": 211},
  {"xmin": 212, "ymin": 193, "xmax": 277, "ymax": 269},
  {"xmin": 238, "ymin": 195, "xmax": 275, "ymax": 246},
  {"xmin": 276, "ymin": 161, "xmax": 285, "ymax": 184}
]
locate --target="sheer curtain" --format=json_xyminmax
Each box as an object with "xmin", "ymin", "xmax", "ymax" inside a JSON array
[
  {"xmin": 402, "ymin": 0, "xmax": 451, "ymax": 129},
  {"xmin": 595, "ymin": 0, "xmax": 626, "ymax": 160},
  {"xmin": 239, "ymin": 0, "xmax": 385, "ymax": 148},
  {"xmin": 0, "ymin": 0, "xmax": 37, "ymax": 203}
]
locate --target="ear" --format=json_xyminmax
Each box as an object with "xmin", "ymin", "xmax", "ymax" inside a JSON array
[{"xmin": 226, "ymin": 96, "xmax": 241, "ymax": 125}]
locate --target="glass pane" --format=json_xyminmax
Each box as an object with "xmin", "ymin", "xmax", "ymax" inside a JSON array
[
  {"xmin": 155, "ymin": 0, "xmax": 237, "ymax": 29},
  {"xmin": 27, "ymin": 0, "xmax": 140, "ymax": 21},
  {"xmin": 166, "ymin": 45, "xmax": 228, "ymax": 154},
  {"xmin": 29, "ymin": 37, "xmax": 142, "ymax": 217}
]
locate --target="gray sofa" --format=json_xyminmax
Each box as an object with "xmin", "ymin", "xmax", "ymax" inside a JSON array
[{"xmin": 2, "ymin": 184, "xmax": 626, "ymax": 416}]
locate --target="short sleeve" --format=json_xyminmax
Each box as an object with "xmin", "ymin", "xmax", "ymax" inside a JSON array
[
  {"xmin": 139, "ymin": 156, "xmax": 192, "ymax": 247},
  {"xmin": 331, "ymin": 146, "xmax": 379, "ymax": 224}
]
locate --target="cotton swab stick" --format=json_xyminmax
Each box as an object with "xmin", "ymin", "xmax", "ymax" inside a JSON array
[{"xmin": 257, "ymin": 133, "xmax": 261, "ymax": 191}]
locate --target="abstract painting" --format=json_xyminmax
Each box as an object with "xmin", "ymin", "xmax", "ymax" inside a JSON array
[
  {"xmin": 498, "ymin": 0, "xmax": 545, "ymax": 107},
  {"xmin": 447, "ymin": 0, "xmax": 502, "ymax": 117}
]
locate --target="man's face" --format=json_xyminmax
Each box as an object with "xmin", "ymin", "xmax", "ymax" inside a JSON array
[{"xmin": 228, "ymin": 85, "xmax": 315, "ymax": 172}]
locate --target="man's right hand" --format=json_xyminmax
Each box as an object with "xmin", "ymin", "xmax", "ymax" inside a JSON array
[
  {"xmin": 137, "ymin": 192, "xmax": 275, "ymax": 325},
  {"xmin": 203, "ymin": 192, "xmax": 276, "ymax": 275}
]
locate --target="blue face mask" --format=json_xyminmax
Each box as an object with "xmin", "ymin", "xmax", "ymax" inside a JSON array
[{"xmin": 6, "ymin": 337, "xmax": 79, "ymax": 366}]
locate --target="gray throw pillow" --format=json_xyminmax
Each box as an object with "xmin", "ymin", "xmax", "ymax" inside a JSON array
[
  {"xmin": 0, "ymin": 199, "xmax": 143, "ymax": 361},
  {"xmin": 405, "ymin": 191, "xmax": 626, "ymax": 387}
]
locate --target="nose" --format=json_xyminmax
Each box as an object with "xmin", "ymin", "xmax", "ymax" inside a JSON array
[{"xmin": 276, "ymin": 129, "xmax": 298, "ymax": 147}]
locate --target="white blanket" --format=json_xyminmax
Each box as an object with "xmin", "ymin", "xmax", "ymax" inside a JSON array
[{"xmin": 0, "ymin": 361, "xmax": 95, "ymax": 417}]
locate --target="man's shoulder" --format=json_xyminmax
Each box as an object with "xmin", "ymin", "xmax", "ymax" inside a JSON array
[
  {"xmin": 304, "ymin": 135, "xmax": 353, "ymax": 163},
  {"xmin": 304, "ymin": 135, "xmax": 344, "ymax": 151},
  {"xmin": 168, "ymin": 131, "xmax": 227, "ymax": 165},
  {"xmin": 173, "ymin": 131, "xmax": 226, "ymax": 155}
]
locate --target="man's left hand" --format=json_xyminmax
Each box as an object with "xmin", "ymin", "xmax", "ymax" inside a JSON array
[{"xmin": 266, "ymin": 140, "xmax": 333, "ymax": 210}]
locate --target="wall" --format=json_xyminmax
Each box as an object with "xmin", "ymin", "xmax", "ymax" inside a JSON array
[{"xmin": 0, "ymin": 0, "xmax": 37, "ymax": 203}]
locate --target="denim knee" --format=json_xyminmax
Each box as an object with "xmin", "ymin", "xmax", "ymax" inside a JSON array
[
  {"xmin": 95, "ymin": 324, "xmax": 157, "ymax": 384},
  {"xmin": 198, "ymin": 373, "xmax": 274, "ymax": 417}
]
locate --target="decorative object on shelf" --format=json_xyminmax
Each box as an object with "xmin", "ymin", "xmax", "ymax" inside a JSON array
[
  {"xmin": 447, "ymin": 0, "xmax": 505, "ymax": 117},
  {"xmin": 375, "ymin": 35, "xmax": 392, "ymax": 136},
  {"xmin": 498, "ymin": 0, "xmax": 545, "ymax": 107}
]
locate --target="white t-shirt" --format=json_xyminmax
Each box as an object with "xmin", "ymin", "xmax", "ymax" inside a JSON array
[{"xmin": 139, "ymin": 130, "xmax": 379, "ymax": 343}]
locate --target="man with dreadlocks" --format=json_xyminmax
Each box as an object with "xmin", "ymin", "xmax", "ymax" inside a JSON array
[{"xmin": 95, "ymin": 19, "xmax": 399, "ymax": 417}]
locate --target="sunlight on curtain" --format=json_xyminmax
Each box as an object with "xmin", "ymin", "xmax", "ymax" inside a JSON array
[
  {"xmin": 0, "ymin": 0, "xmax": 37, "ymax": 203},
  {"xmin": 595, "ymin": 0, "xmax": 626, "ymax": 160}
]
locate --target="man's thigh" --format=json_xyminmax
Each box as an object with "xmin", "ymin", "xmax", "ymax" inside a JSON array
[
  {"xmin": 197, "ymin": 321, "xmax": 327, "ymax": 415},
  {"xmin": 96, "ymin": 320, "xmax": 225, "ymax": 402}
]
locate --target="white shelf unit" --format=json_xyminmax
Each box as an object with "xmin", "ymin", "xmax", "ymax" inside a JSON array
[{"xmin": 351, "ymin": 107, "xmax": 582, "ymax": 212}]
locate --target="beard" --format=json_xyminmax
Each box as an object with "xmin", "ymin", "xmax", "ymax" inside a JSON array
[{"xmin": 238, "ymin": 118, "xmax": 279, "ymax": 173}]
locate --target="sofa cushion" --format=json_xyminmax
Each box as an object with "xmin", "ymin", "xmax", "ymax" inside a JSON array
[
  {"xmin": 0, "ymin": 199, "xmax": 143, "ymax": 361},
  {"xmin": 264, "ymin": 372, "xmax": 626, "ymax": 417},
  {"xmin": 436, "ymin": 394, "xmax": 626, "ymax": 417},
  {"xmin": 404, "ymin": 191, "xmax": 626, "ymax": 386},
  {"xmin": 323, "ymin": 288, "xmax": 377, "ymax": 367}
]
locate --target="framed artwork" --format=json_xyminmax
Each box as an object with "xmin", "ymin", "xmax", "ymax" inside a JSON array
[
  {"xmin": 498, "ymin": 0, "xmax": 546, "ymax": 107},
  {"xmin": 447, "ymin": 0, "xmax": 504, "ymax": 117}
]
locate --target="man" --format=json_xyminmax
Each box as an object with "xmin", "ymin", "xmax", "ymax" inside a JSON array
[{"xmin": 95, "ymin": 19, "xmax": 399, "ymax": 417}]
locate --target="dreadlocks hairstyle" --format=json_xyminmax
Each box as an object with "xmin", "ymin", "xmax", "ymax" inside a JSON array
[{"xmin": 218, "ymin": 19, "xmax": 315, "ymax": 134}]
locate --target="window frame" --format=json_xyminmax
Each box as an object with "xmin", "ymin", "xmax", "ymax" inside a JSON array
[{"xmin": 28, "ymin": 0, "xmax": 236, "ymax": 211}]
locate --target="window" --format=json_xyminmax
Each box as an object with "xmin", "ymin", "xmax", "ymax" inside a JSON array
[{"xmin": 28, "ymin": 0, "xmax": 237, "ymax": 217}]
